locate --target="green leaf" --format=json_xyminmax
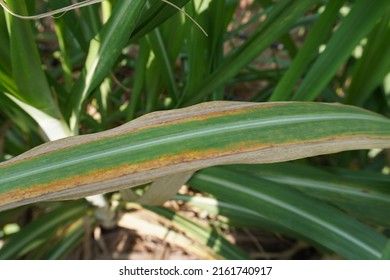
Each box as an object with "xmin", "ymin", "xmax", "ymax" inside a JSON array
[
  {"xmin": 0, "ymin": 101, "xmax": 389, "ymax": 211},
  {"xmin": 190, "ymin": 166, "xmax": 388, "ymax": 259},
  {"xmin": 146, "ymin": 27, "xmax": 180, "ymax": 102},
  {"xmin": 182, "ymin": 0, "xmax": 318, "ymax": 105},
  {"xmin": 5, "ymin": 0, "xmax": 60, "ymax": 118},
  {"xmin": 327, "ymin": 167, "xmax": 390, "ymax": 191},
  {"xmin": 0, "ymin": 200, "xmax": 88, "ymax": 259},
  {"xmin": 125, "ymin": 39, "xmax": 150, "ymax": 121},
  {"xmin": 346, "ymin": 8, "xmax": 390, "ymax": 105},
  {"xmin": 292, "ymin": 0, "xmax": 390, "ymax": 101},
  {"xmin": 48, "ymin": 0, "xmax": 89, "ymax": 51},
  {"xmin": 232, "ymin": 163, "xmax": 390, "ymax": 227},
  {"xmin": 130, "ymin": 0, "xmax": 191, "ymax": 42},
  {"xmin": 381, "ymin": 240, "xmax": 390, "ymax": 260},
  {"xmin": 175, "ymin": 194, "xmax": 301, "ymax": 236},
  {"xmin": 4, "ymin": 93, "xmax": 71, "ymax": 141},
  {"xmin": 182, "ymin": 1, "xmax": 212, "ymax": 101},
  {"xmin": 43, "ymin": 219, "xmax": 85, "ymax": 260},
  {"xmin": 67, "ymin": 0, "xmax": 147, "ymax": 132},
  {"xmin": 0, "ymin": 10, "xmax": 11, "ymax": 74},
  {"xmin": 270, "ymin": 0, "xmax": 344, "ymax": 101}
]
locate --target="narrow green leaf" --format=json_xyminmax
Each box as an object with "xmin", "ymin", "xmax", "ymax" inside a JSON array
[
  {"xmin": 346, "ymin": 8, "xmax": 390, "ymax": 105},
  {"xmin": 0, "ymin": 201, "xmax": 88, "ymax": 259},
  {"xmin": 175, "ymin": 194, "xmax": 301, "ymax": 236},
  {"xmin": 6, "ymin": 0, "xmax": 60, "ymax": 118},
  {"xmin": 293, "ymin": 0, "xmax": 390, "ymax": 101},
  {"xmin": 190, "ymin": 167, "xmax": 388, "ymax": 259},
  {"xmin": 48, "ymin": 0, "xmax": 89, "ymax": 51},
  {"xmin": 327, "ymin": 167, "xmax": 390, "ymax": 192},
  {"xmin": 144, "ymin": 54, "xmax": 164, "ymax": 113},
  {"xmin": 125, "ymin": 39, "xmax": 150, "ymax": 121},
  {"xmin": 44, "ymin": 219, "xmax": 85, "ymax": 260},
  {"xmin": 232, "ymin": 163, "xmax": 390, "ymax": 227},
  {"xmin": 146, "ymin": 28, "xmax": 179, "ymax": 101},
  {"xmin": 5, "ymin": 93, "xmax": 71, "ymax": 141},
  {"xmin": 0, "ymin": 69, "xmax": 18, "ymax": 95},
  {"xmin": 0, "ymin": 10, "xmax": 11, "ymax": 74},
  {"xmin": 0, "ymin": 93, "xmax": 37, "ymax": 140},
  {"xmin": 130, "ymin": 0, "xmax": 191, "ymax": 42},
  {"xmin": 381, "ymin": 240, "xmax": 390, "ymax": 260},
  {"xmin": 81, "ymin": 3, "xmax": 102, "ymax": 37},
  {"xmin": 182, "ymin": 0, "xmax": 318, "ymax": 105},
  {"xmin": 270, "ymin": 0, "xmax": 344, "ymax": 101},
  {"xmin": 53, "ymin": 18, "xmax": 74, "ymax": 91},
  {"xmin": 183, "ymin": 20, "xmax": 209, "ymax": 100},
  {"xmin": 0, "ymin": 101, "xmax": 389, "ymax": 211},
  {"xmin": 67, "ymin": 0, "xmax": 147, "ymax": 132}
]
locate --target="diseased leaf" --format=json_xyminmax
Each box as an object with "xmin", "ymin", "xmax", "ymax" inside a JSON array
[{"xmin": 0, "ymin": 101, "xmax": 389, "ymax": 211}]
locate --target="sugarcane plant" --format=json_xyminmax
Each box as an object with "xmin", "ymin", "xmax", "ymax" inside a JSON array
[{"xmin": 0, "ymin": 0, "xmax": 389, "ymax": 259}]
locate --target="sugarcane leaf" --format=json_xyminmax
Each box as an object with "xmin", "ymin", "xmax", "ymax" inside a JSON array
[
  {"xmin": 292, "ymin": 0, "xmax": 390, "ymax": 101},
  {"xmin": 0, "ymin": 101, "xmax": 389, "ymax": 211},
  {"xmin": 189, "ymin": 166, "xmax": 388, "ymax": 259}
]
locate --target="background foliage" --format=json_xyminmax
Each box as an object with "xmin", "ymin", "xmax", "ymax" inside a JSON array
[{"xmin": 0, "ymin": 0, "xmax": 389, "ymax": 259}]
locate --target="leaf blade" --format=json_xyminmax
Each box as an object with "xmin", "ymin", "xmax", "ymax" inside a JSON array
[
  {"xmin": 292, "ymin": 0, "xmax": 390, "ymax": 101},
  {"xmin": 0, "ymin": 101, "xmax": 389, "ymax": 211},
  {"xmin": 189, "ymin": 166, "xmax": 387, "ymax": 259}
]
